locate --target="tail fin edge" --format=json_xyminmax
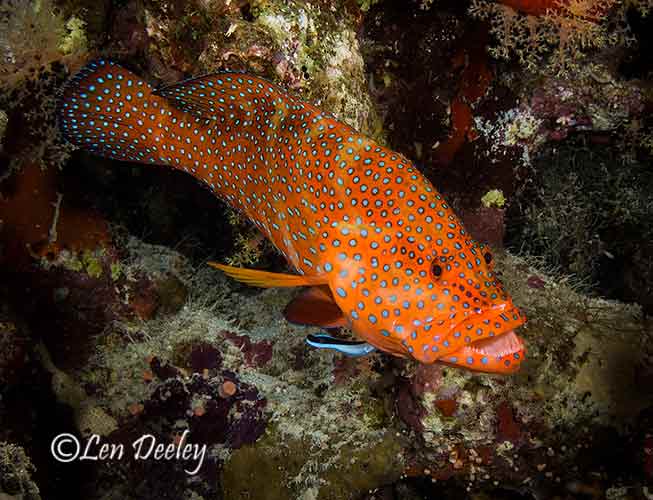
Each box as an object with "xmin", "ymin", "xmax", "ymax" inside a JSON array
[{"xmin": 58, "ymin": 59, "xmax": 162, "ymax": 164}]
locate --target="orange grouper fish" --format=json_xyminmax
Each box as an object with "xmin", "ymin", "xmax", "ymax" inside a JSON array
[{"xmin": 58, "ymin": 60, "xmax": 526, "ymax": 374}]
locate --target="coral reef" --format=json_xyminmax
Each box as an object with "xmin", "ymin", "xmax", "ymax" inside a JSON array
[
  {"xmin": 0, "ymin": 0, "xmax": 92, "ymax": 170},
  {"xmin": 473, "ymin": 61, "xmax": 645, "ymax": 170},
  {"xmin": 137, "ymin": 0, "xmax": 382, "ymax": 138},
  {"xmin": 0, "ymin": 0, "xmax": 652, "ymax": 498},
  {"xmin": 469, "ymin": 0, "xmax": 653, "ymax": 74},
  {"xmin": 4, "ymin": 236, "xmax": 650, "ymax": 498},
  {"xmin": 508, "ymin": 137, "xmax": 653, "ymax": 310}
]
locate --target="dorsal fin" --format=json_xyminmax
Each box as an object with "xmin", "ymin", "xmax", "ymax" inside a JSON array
[{"xmin": 153, "ymin": 73, "xmax": 297, "ymax": 123}]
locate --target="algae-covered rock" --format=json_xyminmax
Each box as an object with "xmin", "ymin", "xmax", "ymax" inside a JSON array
[
  {"xmin": 399, "ymin": 251, "xmax": 652, "ymax": 489},
  {"xmin": 0, "ymin": 442, "xmax": 40, "ymax": 500},
  {"xmin": 142, "ymin": 0, "xmax": 382, "ymax": 140},
  {"xmin": 252, "ymin": 0, "xmax": 383, "ymax": 138},
  {"xmin": 22, "ymin": 237, "xmax": 405, "ymax": 498},
  {"xmin": 222, "ymin": 426, "xmax": 404, "ymax": 500},
  {"xmin": 30, "ymin": 235, "xmax": 650, "ymax": 498}
]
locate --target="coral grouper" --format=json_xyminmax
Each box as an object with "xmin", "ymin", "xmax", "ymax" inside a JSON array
[{"xmin": 58, "ymin": 60, "xmax": 526, "ymax": 374}]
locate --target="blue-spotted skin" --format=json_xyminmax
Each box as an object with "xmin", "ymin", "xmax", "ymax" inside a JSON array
[{"xmin": 58, "ymin": 60, "xmax": 527, "ymax": 374}]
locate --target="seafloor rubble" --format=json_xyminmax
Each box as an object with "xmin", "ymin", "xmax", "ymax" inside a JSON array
[
  {"xmin": 1, "ymin": 0, "xmax": 652, "ymax": 499},
  {"xmin": 1, "ymin": 236, "xmax": 651, "ymax": 499}
]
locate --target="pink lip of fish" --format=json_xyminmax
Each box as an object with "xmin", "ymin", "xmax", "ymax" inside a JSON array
[{"xmin": 58, "ymin": 59, "xmax": 527, "ymax": 374}]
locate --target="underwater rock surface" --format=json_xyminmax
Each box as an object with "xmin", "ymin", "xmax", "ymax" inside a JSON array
[{"xmin": 2, "ymin": 237, "xmax": 652, "ymax": 499}]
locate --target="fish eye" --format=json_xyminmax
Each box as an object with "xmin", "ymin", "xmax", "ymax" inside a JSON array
[
  {"xmin": 484, "ymin": 252, "xmax": 492, "ymax": 264},
  {"xmin": 430, "ymin": 262, "xmax": 442, "ymax": 278}
]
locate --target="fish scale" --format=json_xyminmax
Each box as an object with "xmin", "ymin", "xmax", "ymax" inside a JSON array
[{"xmin": 58, "ymin": 60, "xmax": 526, "ymax": 374}]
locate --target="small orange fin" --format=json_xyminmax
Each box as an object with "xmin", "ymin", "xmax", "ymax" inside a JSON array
[
  {"xmin": 208, "ymin": 262, "xmax": 327, "ymax": 288},
  {"xmin": 284, "ymin": 286, "xmax": 348, "ymax": 328}
]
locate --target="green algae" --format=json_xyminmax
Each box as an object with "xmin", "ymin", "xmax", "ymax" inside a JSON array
[
  {"xmin": 110, "ymin": 262, "xmax": 122, "ymax": 281},
  {"xmin": 82, "ymin": 249, "xmax": 103, "ymax": 278},
  {"xmin": 481, "ymin": 189, "xmax": 506, "ymax": 208},
  {"xmin": 61, "ymin": 252, "xmax": 84, "ymax": 272},
  {"xmin": 58, "ymin": 15, "xmax": 87, "ymax": 55},
  {"xmin": 39, "ymin": 247, "xmax": 106, "ymax": 279}
]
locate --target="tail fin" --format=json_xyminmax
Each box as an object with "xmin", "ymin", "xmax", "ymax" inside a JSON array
[{"xmin": 58, "ymin": 60, "xmax": 163, "ymax": 164}]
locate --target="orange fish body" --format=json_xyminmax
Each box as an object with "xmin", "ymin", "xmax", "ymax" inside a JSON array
[{"xmin": 59, "ymin": 60, "xmax": 526, "ymax": 374}]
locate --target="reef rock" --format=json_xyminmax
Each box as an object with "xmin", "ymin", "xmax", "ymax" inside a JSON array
[{"xmin": 6, "ymin": 237, "xmax": 646, "ymax": 499}]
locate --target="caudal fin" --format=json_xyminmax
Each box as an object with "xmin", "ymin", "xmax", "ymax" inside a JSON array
[{"xmin": 58, "ymin": 60, "xmax": 164, "ymax": 164}]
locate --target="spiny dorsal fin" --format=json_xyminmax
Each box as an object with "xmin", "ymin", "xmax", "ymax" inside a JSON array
[{"xmin": 153, "ymin": 73, "xmax": 296, "ymax": 123}]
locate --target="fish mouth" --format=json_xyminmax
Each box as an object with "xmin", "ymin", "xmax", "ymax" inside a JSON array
[
  {"xmin": 434, "ymin": 304, "xmax": 527, "ymax": 373},
  {"xmin": 469, "ymin": 329, "xmax": 524, "ymax": 358},
  {"xmin": 453, "ymin": 328, "xmax": 526, "ymax": 374}
]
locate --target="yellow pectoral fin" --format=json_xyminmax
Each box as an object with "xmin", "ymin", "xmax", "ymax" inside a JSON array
[{"xmin": 208, "ymin": 262, "xmax": 328, "ymax": 288}]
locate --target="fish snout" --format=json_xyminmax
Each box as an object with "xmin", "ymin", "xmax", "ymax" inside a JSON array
[
  {"xmin": 441, "ymin": 303, "xmax": 527, "ymax": 373},
  {"xmin": 400, "ymin": 299, "xmax": 527, "ymax": 367}
]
